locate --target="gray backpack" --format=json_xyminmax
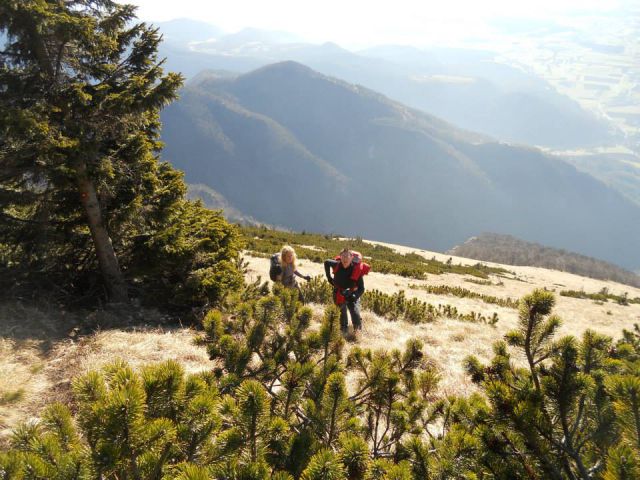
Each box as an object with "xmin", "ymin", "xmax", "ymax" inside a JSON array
[{"xmin": 269, "ymin": 253, "xmax": 282, "ymax": 281}]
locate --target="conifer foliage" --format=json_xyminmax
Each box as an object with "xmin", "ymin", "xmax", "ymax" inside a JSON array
[
  {"xmin": 1, "ymin": 288, "xmax": 640, "ymax": 478},
  {"xmin": 0, "ymin": 1, "xmax": 243, "ymax": 308},
  {"xmin": 463, "ymin": 289, "xmax": 640, "ymax": 479}
]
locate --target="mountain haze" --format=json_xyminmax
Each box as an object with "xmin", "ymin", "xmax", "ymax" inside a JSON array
[
  {"xmin": 156, "ymin": 18, "xmax": 222, "ymax": 45},
  {"xmin": 160, "ymin": 61, "xmax": 640, "ymax": 270},
  {"xmin": 355, "ymin": 45, "xmax": 615, "ymax": 148},
  {"xmin": 560, "ymin": 150, "xmax": 640, "ymax": 207},
  {"xmin": 156, "ymin": 21, "xmax": 614, "ymax": 149}
]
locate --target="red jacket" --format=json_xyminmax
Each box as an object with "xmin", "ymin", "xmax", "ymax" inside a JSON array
[{"xmin": 330, "ymin": 251, "xmax": 370, "ymax": 305}]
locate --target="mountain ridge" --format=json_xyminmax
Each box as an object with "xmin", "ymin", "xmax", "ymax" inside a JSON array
[
  {"xmin": 160, "ymin": 61, "xmax": 640, "ymax": 270},
  {"xmin": 155, "ymin": 22, "xmax": 615, "ymax": 149},
  {"xmin": 448, "ymin": 232, "xmax": 640, "ymax": 288}
]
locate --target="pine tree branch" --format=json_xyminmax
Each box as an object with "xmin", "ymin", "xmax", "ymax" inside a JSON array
[
  {"xmin": 569, "ymin": 394, "xmax": 587, "ymax": 444},
  {"xmin": 558, "ymin": 404, "xmax": 591, "ymax": 479},
  {"xmin": 500, "ymin": 432, "xmax": 539, "ymax": 480},
  {"xmin": 53, "ymin": 41, "xmax": 67, "ymax": 83},
  {"xmin": 372, "ymin": 405, "xmax": 382, "ymax": 457},
  {"xmin": 149, "ymin": 442, "xmax": 172, "ymax": 480}
]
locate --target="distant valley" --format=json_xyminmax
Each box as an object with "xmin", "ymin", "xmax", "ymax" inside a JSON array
[{"xmin": 156, "ymin": 19, "xmax": 615, "ymax": 150}]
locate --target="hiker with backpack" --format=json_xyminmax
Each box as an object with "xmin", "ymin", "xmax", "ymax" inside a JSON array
[
  {"xmin": 270, "ymin": 245, "xmax": 311, "ymax": 299},
  {"xmin": 324, "ymin": 248, "xmax": 370, "ymax": 334}
]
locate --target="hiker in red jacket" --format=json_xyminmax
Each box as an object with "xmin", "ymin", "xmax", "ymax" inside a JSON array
[{"xmin": 324, "ymin": 248, "xmax": 370, "ymax": 333}]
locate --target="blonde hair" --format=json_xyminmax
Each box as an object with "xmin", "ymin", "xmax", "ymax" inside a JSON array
[{"xmin": 280, "ymin": 245, "xmax": 297, "ymax": 269}]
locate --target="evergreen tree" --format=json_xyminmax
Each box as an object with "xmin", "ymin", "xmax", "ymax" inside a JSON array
[
  {"xmin": 0, "ymin": 0, "xmax": 178, "ymax": 300},
  {"xmin": 463, "ymin": 289, "xmax": 628, "ymax": 479},
  {"xmin": 0, "ymin": 0, "xmax": 243, "ymax": 308}
]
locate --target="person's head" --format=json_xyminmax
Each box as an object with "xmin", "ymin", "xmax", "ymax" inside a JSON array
[
  {"xmin": 280, "ymin": 245, "xmax": 297, "ymax": 267},
  {"xmin": 339, "ymin": 248, "xmax": 353, "ymax": 268}
]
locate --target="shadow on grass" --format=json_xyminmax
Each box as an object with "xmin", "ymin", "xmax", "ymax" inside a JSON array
[{"xmin": 0, "ymin": 301, "xmax": 173, "ymax": 355}]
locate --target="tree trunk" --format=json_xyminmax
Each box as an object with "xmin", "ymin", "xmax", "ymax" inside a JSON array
[{"xmin": 74, "ymin": 159, "xmax": 128, "ymax": 303}]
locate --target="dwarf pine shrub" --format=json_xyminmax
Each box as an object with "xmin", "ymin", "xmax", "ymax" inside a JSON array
[
  {"xmin": 300, "ymin": 276, "xmax": 334, "ymax": 305},
  {"xmin": 409, "ymin": 284, "xmax": 518, "ymax": 308},
  {"xmin": 4, "ymin": 289, "xmax": 640, "ymax": 479},
  {"xmin": 462, "ymin": 289, "xmax": 640, "ymax": 479},
  {"xmin": 560, "ymin": 288, "xmax": 640, "ymax": 305}
]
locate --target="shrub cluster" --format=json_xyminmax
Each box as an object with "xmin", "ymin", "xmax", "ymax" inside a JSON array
[
  {"xmin": 4, "ymin": 289, "xmax": 640, "ymax": 479},
  {"xmin": 560, "ymin": 287, "xmax": 640, "ymax": 305},
  {"xmin": 299, "ymin": 276, "xmax": 334, "ymax": 305},
  {"xmin": 463, "ymin": 277, "xmax": 503, "ymax": 286},
  {"xmin": 361, "ymin": 290, "xmax": 438, "ymax": 324},
  {"xmin": 409, "ymin": 284, "xmax": 519, "ymax": 309},
  {"xmin": 299, "ymin": 278, "xmax": 500, "ymax": 325}
]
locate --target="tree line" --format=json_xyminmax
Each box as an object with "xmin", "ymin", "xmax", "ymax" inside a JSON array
[{"xmin": 449, "ymin": 234, "xmax": 640, "ymax": 289}]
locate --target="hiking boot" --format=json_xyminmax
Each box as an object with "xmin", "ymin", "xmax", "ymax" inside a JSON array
[{"xmin": 345, "ymin": 329, "xmax": 358, "ymax": 342}]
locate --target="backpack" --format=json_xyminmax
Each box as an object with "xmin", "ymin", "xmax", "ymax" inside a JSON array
[{"xmin": 269, "ymin": 253, "xmax": 282, "ymax": 281}]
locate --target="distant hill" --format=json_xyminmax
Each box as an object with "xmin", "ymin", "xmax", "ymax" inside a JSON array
[
  {"xmin": 559, "ymin": 150, "xmax": 640, "ymax": 207},
  {"xmin": 448, "ymin": 233, "xmax": 640, "ymax": 288},
  {"xmin": 160, "ymin": 61, "xmax": 640, "ymax": 271},
  {"xmin": 154, "ymin": 22, "xmax": 615, "ymax": 148},
  {"xmin": 357, "ymin": 45, "xmax": 615, "ymax": 149}
]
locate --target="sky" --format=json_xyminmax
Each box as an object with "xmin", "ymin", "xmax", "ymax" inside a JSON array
[{"xmin": 125, "ymin": 0, "xmax": 627, "ymax": 49}]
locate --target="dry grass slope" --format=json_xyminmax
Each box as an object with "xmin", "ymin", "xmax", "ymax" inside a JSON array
[
  {"xmin": 2, "ymin": 239, "xmax": 639, "ymax": 444},
  {"xmin": 0, "ymin": 304, "xmax": 210, "ymax": 444},
  {"xmin": 243, "ymin": 242, "xmax": 640, "ymax": 392}
]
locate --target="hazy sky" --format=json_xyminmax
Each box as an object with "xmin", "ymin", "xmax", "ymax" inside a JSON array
[{"xmin": 125, "ymin": 0, "xmax": 626, "ymax": 48}]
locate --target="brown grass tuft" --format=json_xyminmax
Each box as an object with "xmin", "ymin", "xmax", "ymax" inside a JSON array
[{"xmin": 0, "ymin": 303, "xmax": 210, "ymax": 443}]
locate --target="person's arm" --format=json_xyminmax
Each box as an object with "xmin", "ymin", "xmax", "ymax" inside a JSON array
[
  {"xmin": 354, "ymin": 276, "xmax": 365, "ymax": 300},
  {"xmin": 294, "ymin": 270, "xmax": 311, "ymax": 281},
  {"xmin": 324, "ymin": 259, "xmax": 337, "ymax": 284}
]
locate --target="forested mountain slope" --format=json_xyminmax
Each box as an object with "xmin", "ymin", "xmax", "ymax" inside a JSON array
[{"xmin": 161, "ymin": 61, "xmax": 640, "ymax": 270}]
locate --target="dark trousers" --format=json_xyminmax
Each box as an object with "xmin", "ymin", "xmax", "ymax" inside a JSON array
[{"xmin": 339, "ymin": 300, "xmax": 362, "ymax": 331}]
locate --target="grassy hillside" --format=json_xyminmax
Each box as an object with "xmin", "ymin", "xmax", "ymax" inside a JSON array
[
  {"xmin": 4, "ymin": 231, "xmax": 639, "ymax": 443},
  {"xmin": 241, "ymin": 231, "xmax": 640, "ymax": 392}
]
